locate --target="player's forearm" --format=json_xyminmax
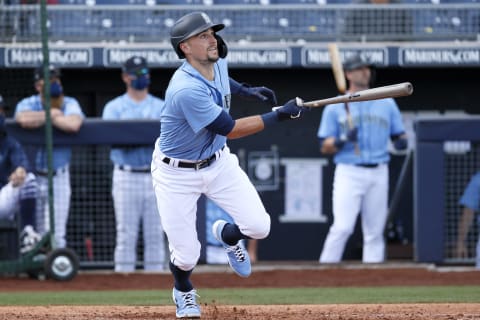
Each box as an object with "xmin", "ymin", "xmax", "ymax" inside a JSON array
[
  {"xmin": 321, "ymin": 137, "xmax": 339, "ymax": 155},
  {"xmin": 52, "ymin": 114, "xmax": 83, "ymax": 133},
  {"xmin": 226, "ymin": 115, "xmax": 264, "ymax": 139},
  {"xmin": 15, "ymin": 111, "xmax": 46, "ymax": 129},
  {"xmin": 457, "ymin": 207, "xmax": 475, "ymax": 243}
]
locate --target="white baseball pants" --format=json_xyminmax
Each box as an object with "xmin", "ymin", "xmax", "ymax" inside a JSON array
[
  {"xmin": 151, "ymin": 143, "xmax": 271, "ymax": 271},
  {"xmin": 112, "ymin": 167, "xmax": 165, "ymax": 272},
  {"xmin": 320, "ymin": 163, "xmax": 389, "ymax": 263},
  {"xmin": 0, "ymin": 173, "xmax": 37, "ymax": 219},
  {"xmin": 36, "ymin": 167, "xmax": 71, "ymax": 248}
]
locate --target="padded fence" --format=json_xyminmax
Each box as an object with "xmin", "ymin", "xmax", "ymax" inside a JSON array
[
  {"xmin": 443, "ymin": 141, "xmax": 479, "ymax": 265},
  {"xmin": 415, "ymin": 117, "xmax": 480, "ymax": 266}
]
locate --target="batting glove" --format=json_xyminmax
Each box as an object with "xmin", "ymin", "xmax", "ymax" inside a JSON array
[
  {"xmin": 346, "ymin": 127, "xmax": 358, "ymax": 142},
  {"xmin": 242, "ymin": 85, "xmax": 278, "ymax": 106},
  {"xmin": 274, "ymin": 97, "xmax": 307, "ymax": 121},
  {"xmin": 230, "ymin": 78, "xmax": 278, "ymax": 106},
  {"xmin": 393, "ymin": 137, "xmax": 408, "ymax": 150}
]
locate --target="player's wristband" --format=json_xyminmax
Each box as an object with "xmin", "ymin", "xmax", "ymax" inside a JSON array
[
  {"xmin": 261, "ymin": 111, "xmax": 279, "ymax": 127},
  {"xmin": 334, "ymin": 138, "xmax": 345, "ymax": 149}
]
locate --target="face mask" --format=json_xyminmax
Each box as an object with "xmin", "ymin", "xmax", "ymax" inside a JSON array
[
  {"xmin": 50, "ymin": 82, "xmax": 63, "ymax": 98},
  {"xmin": 131, "ymin": 75, "xmax": 150, "ymax": 91}
]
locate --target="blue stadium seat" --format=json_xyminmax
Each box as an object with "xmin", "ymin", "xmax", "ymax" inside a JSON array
[
  {"xmin": 93, "ymin": 0, "xmax": 154, "ymax": 4},
  {"xmin": 214, "ymin": 0, "xmax": 265, "ymax": 4},
  {"xmin": 326, "ymin": 0, "xmax": 353, "ymax": 3},
  {"xmin": 400, "ymin": 0, "xmax": 438, "ymax": 3},
  {"xmin": 57, "ymin": 0, "xmax": 89, "ymax": 4},
  {"xmin": 47, "ymin": 10, "xmax": 100, "ymax": 41},
  {"xmin": 270, "ymin": 0, "xmax": 320, "ymax": 3},
  {"xmin": 441, "ymin": 0, "xmax": 478, "ymax": 3},
  {"xmin": 156, "ymin": 0, "xmax": 207, "ymax": 4},
  {"xmin": 412, "ymin": 7, "xmax": 478, "ymax": 40}
]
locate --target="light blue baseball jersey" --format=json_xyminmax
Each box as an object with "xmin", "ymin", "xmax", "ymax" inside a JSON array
[
  {"xmin": 159, "ymin": 58, "xmax": 230, "ymax": 160},
  {"xmin": 317, "ymin": 98, "xmax": 404, "ymax": 164},
  {"xmin": 460, "ymin": 172, "xmax": 480, "ymax": 211},
  {"xmin": 15, "ymin": 94, "xmax": 85, "ymax": 171},
  {"xmin": 102, "ymin": 93, "xmax": 164, "ymax": 167}
]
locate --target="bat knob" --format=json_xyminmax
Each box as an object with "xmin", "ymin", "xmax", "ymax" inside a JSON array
[
  {"xmin": 295, "ymin": 97, "xmax": 304, "ymax": 107},
  {"xmin": 406, "ymin": 82, "xmax": 414, "ymax": 95}
]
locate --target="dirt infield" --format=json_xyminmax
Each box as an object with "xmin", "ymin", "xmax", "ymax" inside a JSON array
[
  {"xmin": 1, "ymin": 304, "xmax": 479, "ymax": 320},
  {"xmin": 1, "ymin": 263, "xmax": 479, "ymax": 319}
]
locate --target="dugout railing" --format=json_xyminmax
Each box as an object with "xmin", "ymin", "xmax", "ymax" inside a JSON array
[
  {"xmin": 1, "ymin": 3, "xmax": 479, "ymax": 43},
  {"xmin": 4, "ymin": 117, "xmax": 478, "ymax": 268},
  {"xmin": 415, "ymin": 116, "xmax": 479, "ymax": 266}
]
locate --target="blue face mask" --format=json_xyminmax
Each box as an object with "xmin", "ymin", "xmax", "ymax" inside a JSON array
[
  {"xmin": 131, "ymin": 74, "xmax": 150, "ymax": 91},
  {"xmin": 50, "ymin": 82, "xmax": 63, "ymax": 97}
]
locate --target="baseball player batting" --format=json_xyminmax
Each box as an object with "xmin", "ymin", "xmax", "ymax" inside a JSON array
[
  {"xmin": 317, "ymin": 54, "xmax": 408, "ymax": 264},
  {"xmin": 150, "ymin": 11, "xmax": 307, "ymax": 318}
]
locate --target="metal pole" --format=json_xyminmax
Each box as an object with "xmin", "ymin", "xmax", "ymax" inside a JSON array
[{"xmin": 40, "ymin": 0, "xmax": 56, "ymax": 249}]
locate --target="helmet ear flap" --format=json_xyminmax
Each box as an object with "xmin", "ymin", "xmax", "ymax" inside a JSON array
[{"xmin": 215, "ymin": 34, "xmax": 228, "ymax": 59}]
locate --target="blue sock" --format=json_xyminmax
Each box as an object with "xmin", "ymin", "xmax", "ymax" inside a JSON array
[
  {"xmin": 19, "ymin": 198, "xmax": 36, "ymax": 229},
  {"xmin": 221, "ymin": 223, "xmax": 249, "ymax": 246},
  {"xmin": 169, "ymin": 261, "xmax": 193, "ymax": 292}
]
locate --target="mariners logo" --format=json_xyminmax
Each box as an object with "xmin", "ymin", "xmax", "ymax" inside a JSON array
[{"xmin": 201, "ymin": 13, "xmax": 211, "ymax": 24}]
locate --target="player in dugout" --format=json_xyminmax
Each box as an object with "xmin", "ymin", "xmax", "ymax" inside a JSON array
[
  {"xmin": 0, "ymin": 94, "xmax": 40, "ymax": 254},
  {"xmin": 102, "ymin": 55, "xmax": 167, "ymax": 273},
  {"xmin": 15, "ymin": 64, "xmax": 85, "ymax": 249}
]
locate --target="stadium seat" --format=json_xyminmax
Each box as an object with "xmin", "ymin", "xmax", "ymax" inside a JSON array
[
  {"xmin": 214, "ymin": 0, "xmax": 267, "ymax": 4},
  {"xmin": 93, "ymin": 0, "xmax": 156, "ymax": 4},
  {"xmin": 270, "ymin": 0, "xmax": 322, "ymax": 3},
  {"xmin": 400, "ymin": 0, "xmax": 438, "ymax": 3},
  {"xmin": 412, "ymin": 6, "xmax": 478, "ymax": 40},
  {"xmin": 441, "ymin": 0, "xmax": 478, "ymax": 2},
  {"xmin": 57, "ymin": 0, "xmax": 89, "ymax": 4},
  {"xmin": 47, "ymin": 10, "xmax": 99, "ymax": 41},
  {"xmin": 326, "ymin": 0, "xmax": 353, "ymax": 4},
  {"xmin": 156, "ymin": 0, "xmax": 207, "ymax": 4}
]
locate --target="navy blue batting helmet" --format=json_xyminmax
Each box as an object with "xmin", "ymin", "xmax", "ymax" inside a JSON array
[{"xmin": 170, "ymin": 12, "xmax": 225, "ymax": 59}]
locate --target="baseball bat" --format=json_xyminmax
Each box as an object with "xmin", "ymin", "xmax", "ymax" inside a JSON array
[
  {"xmin": 328, "ymin": 43, "xmax": 359, "ymax": 154},
  {"xmin": 301, "ymin": 82, "xmax": 413, "ymax": 108},
  {"xmin": 328, "ymin": 43, "xmax": 346, "ymax": 94}
]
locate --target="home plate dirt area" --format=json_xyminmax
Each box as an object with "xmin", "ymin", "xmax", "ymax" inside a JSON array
[{"xmin": 1, "ymin": 262, "xmax": 479, "ymax": 320}]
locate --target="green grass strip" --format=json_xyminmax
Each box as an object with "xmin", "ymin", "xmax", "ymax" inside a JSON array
[{"xmin": 0, "ymin": 286, "xmax": 479, "ymax": 305}]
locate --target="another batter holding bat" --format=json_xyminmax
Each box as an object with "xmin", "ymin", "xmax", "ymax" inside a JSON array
[
  {"xmin": 150, "ymin": 12, "xmax": 307, "ymax": 318},
  {"xmin": 317, "ymin": 54, "xmax": 409, "ymax": 264}
]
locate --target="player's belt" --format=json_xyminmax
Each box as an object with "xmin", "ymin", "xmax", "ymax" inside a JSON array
[
  {"xmin": 162, "ymin": 146, "xmax": 225, "ymax": 170},
  {"xmin": 355, "ymin": 163, "xmax": 379, "ymax": 168},
  {"xmin": 116, "ymin": 165, "xmax": 150, "ymax": 173}
]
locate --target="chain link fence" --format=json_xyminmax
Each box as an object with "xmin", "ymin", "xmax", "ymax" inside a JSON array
[{"xmin": 1, "ymin": 3, "xmax": 479, "ymax": 43}]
